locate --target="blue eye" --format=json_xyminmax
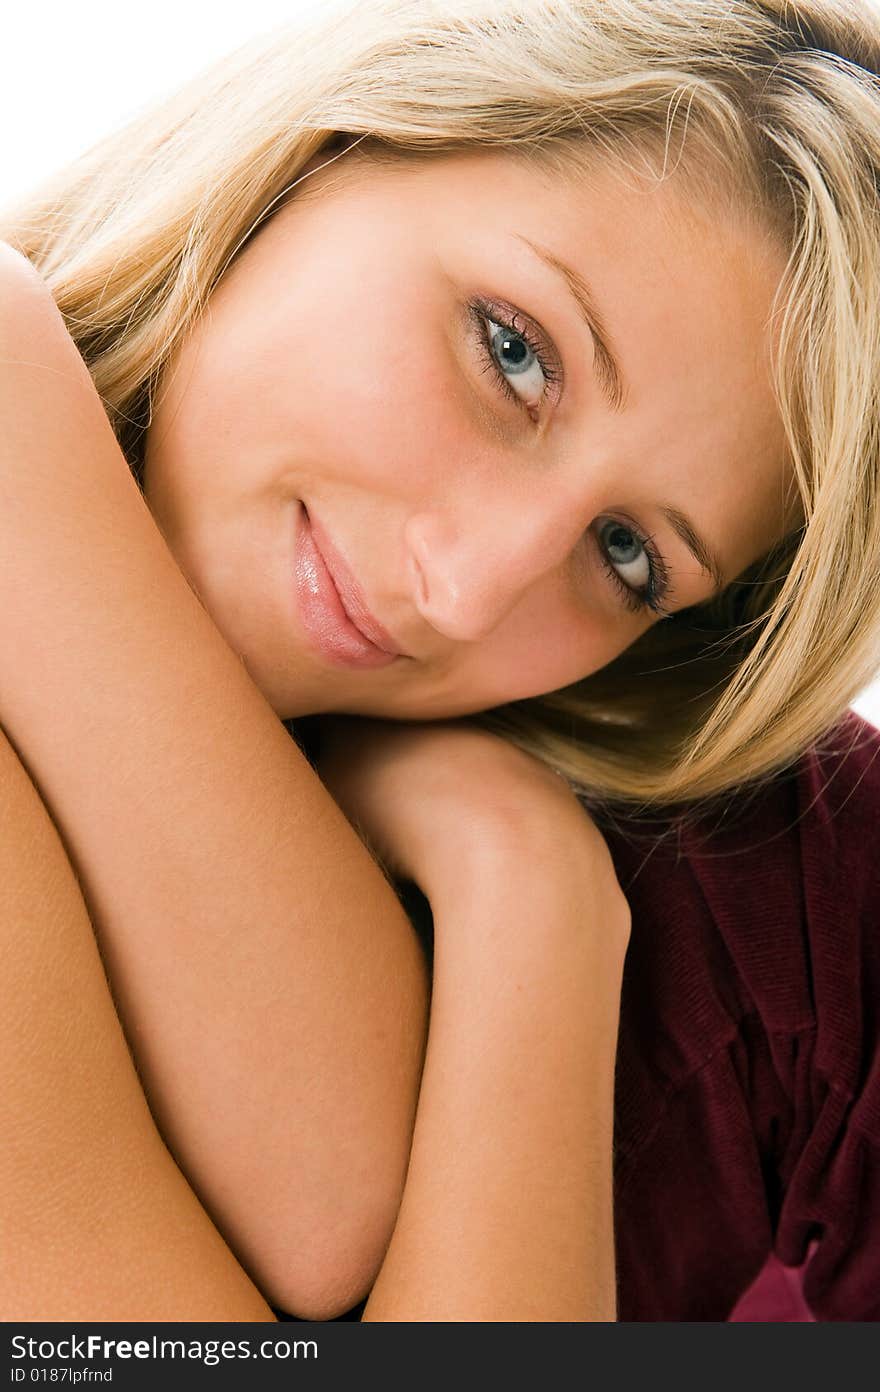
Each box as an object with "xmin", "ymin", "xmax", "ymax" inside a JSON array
[
  {"xmin": 594, "ymin": 518, "xmax": 673, "ymax": 617},
  {"xmin": 467, "ymin": 296, "xmax": 563, "ymax": 418},
  {"xmin": 466, "ymin": 300, "xmax": 670, "ymax": 619}
]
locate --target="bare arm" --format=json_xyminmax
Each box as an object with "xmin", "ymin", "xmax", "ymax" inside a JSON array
[
  {"xmin": 0, "ymin": 246, "xmax": 428, "ymax": 1318},
  {"xmin": 366, "ymin": 841, "xmax": 627, "ymax": 1321},
  {"xmin": 318, "ymin": 720, "xmax": 630, "ymax": 1320}
]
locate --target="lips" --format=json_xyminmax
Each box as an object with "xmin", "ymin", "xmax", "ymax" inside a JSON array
[{"xmin": 293, "ymin": 503, "xmax": 402, "ymax": 669}]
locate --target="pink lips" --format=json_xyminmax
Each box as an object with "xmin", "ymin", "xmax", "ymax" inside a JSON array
[{"xmin": 293, "ymin": 503, "xmax": 402, "ymax": 669}]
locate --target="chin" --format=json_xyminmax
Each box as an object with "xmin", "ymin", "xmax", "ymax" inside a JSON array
[{"xmin": 332, "ymin": 693, "xmax": 499, "ymax": 723}]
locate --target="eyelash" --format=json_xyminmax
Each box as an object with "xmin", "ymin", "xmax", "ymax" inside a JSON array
[
  {"xmin": 594, "ymin": 521, "xmax": 673, "ymax": 618},
  {"xmin": 467, "ymin": 295, "xmax": 563, "ymax": 413},
  {"xmin": 467, "ymin": 295, "xmax": 672, "ymax": 618}
]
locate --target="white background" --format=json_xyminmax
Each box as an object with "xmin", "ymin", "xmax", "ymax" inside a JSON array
[{"xmin": 3, "ymin": 0, "xmax": 878, "ymax": 728}]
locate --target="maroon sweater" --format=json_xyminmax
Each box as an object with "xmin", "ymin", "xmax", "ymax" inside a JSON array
[{"xmin": 604, "ymin": 709, "xmax": 880, "ymax": 1321}]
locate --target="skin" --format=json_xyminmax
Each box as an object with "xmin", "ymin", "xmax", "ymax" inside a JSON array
[{"xmin": 142, "ymin": 144, "xmax": 793, "ymax": 724}]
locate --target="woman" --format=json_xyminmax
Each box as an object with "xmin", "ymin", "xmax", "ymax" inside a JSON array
[{"xmin": 1, "ymin": 0, "xmax": 878, "ymax": 1321}]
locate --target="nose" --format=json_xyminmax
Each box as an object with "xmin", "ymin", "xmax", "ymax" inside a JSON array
[{"xmin": 403, "ymin": 488, "xmax": 583, "ymax": 644}]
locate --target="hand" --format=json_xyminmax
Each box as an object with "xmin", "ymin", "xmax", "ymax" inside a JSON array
[{"xmin": 315, "ymin": 716, "xmax": 627, "ymax": 921}]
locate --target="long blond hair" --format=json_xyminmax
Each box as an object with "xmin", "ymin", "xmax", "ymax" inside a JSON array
[{"xmin": 4, "ymin": 0, "xmax": 879, "ymax": 807}]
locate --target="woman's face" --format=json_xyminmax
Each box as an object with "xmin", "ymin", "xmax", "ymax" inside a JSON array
[{"xmin": 142, "ymin": 145, "xmax": 791, "ymax": 721}]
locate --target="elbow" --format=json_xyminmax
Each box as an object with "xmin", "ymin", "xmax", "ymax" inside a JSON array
[
  {"xmin": 268, "ymin": 1269, "xmax": 372, "ymax": 1324},
  {"xmin": 251, "ymin": 1191, "xmax": 398, "ymax": 1321},
  {"xmin": 265, "ymin": 1248, "xmax": 378, "ymax": 1324}
]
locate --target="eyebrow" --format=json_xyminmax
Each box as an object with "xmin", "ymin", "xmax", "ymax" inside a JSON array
[
  {"xmin": 661, "ymin": 506, "xmax": 726, "ymax": 597},
  {"xmin": 516, "ymin": 234, "xmax": 726, "ymax": 599},
  {"xmin": 514, "ymin": 233, "xmax": 627, "ymax": 412}
]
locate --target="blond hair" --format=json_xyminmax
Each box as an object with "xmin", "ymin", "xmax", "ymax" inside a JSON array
[{"xmin": 4, "ymin": 0, "xmax": 879, "ymax": 807}]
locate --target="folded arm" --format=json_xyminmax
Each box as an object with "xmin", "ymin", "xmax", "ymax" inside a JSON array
[
  {"xmin": 0, "ymin": 245, "xmax": 428, "ymax": 1319},
  {"xmin": 364, "ymin": 844, "xmax": 628, "ymax": 1321},
  {"xmin": 318, "ymin": 720, "xmax": 630, "ymax": 1321}
]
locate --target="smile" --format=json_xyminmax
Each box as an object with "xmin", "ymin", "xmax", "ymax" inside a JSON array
[{"xmin": 293, "ymin": 502, "xmax": 402, "ymax": 669}]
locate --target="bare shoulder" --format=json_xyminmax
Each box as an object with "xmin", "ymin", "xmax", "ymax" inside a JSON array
[
  {"xmin": 0, "ymin": 242, "xmax": 99, "ymax": 417},
  {"xmin": 0, "ymin": 239, "xmax": 41, "ymax": 283},
  {"xmin": 0, "ymin": 241, "xmax": 57, "ymax": 323},
  {"xmin": 0, "ymin": 242, "xmax": 81, "ymax": 365}
]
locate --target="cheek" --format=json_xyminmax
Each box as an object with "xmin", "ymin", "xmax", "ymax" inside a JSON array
[
  {"xmin": 451, "ymin": 601, "xmax": 644, "ymax": 710},
  {"xmin": 271, "ymin": 302, "xmax": 469, "ymax": 501},
  {"xmin": 145, "ymin": 325, "xmax": 290, "ymax": 513}
]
